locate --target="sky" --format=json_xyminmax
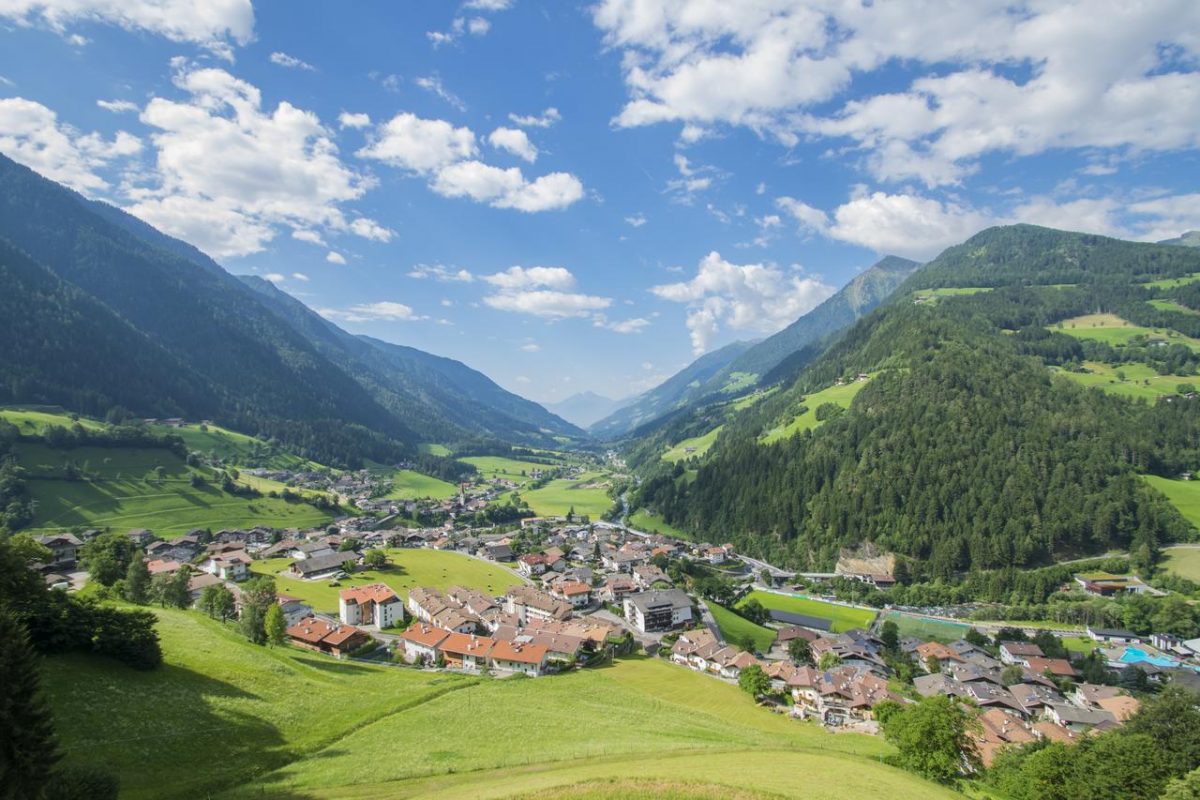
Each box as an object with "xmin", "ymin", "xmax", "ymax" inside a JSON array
[{"xmin": 1, "ymin": 1, "xmax": 1199, "ymax": 404}]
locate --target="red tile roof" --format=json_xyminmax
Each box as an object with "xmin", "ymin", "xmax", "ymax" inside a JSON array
[{"xmin": 490, "ymin": 638, "xmax": 548, "ymax": 665}]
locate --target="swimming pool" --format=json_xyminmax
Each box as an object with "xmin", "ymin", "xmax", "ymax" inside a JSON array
[{"xmin": 1118, "ymin": 646, "xmax": 1185, "ymax": 669}]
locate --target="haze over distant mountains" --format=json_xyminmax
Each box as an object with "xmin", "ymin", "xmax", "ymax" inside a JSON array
[{"xmin": 543, "ymin": 391, "xmax": 632, "ymax": 429}]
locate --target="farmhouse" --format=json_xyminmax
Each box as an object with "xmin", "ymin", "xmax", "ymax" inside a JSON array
[
  {"xmin": 33, "ymin": 533, "xmax": 82, "ymax": 567},
  {"xmin": 339, "ymin": 583, "xmax": 404, "ymax": 629},
  {"xmin": 287, "ymin": 551, "xmax": 354, "ymax": 580},
  {"xmin": 623, "ymin": 589, "xmax": 692, "ymax": 633}
]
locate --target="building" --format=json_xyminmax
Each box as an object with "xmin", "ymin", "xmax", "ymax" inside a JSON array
[
  {"xmin": 286, "ymin": 616, "xmax": 371, "ymax": 658},
  {"xmin": 550, "ymin": 580, "xmax": 592, "ymax": 609},
  {"xmin": 33, "ymin": 533, "xmax": 82, "ymax": 567},
  {"xmin": 199, "ymin": 551, "xmax": 250, "ymax": 582},
  {"xmin": 998, "ymin": 641, "xmax": 1044, "ymax": 666},
  {"xmin": 400, "ymin": 622, "xmax": 450, "ymax": 664},
  {"xmin": 339, "ymin": 583, "xmax": 404, "ymax": 629},
  {"xmin": 438, "ymin": 631, "xmax": 493, "ymax": 671},
  {"xmin": 1087, "ymin": 626, "xmax": 1141, "ymax": 644},
  {"xmin": 505, "ymin": 585, "xmax": 572, "ymax": 624},
  {"xmin": 489, "ymin": 638, "xmax": 549, "ymax": 677},
  {"xmin": 287, "ymin": 551, "xmax": 355, "ymax": 580},
  {"xmin": 623, "ymin": 589, "xmax": 692, "ymax": 633}
]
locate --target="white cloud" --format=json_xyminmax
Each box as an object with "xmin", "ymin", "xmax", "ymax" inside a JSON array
[
  {"xmin": 651, "ymin": 251, "xmax": 835, "ymax": 353},
  {"xmin": 326, "ymin": 251, "xmax": 346, "ymax": 264},
  {"xmin": 0, "ymin": 96, "xmax": 140, "ymax": 192},
  {"xmin": 338, "ymin": 111, "xmax": 370, "ymax": 129},
  {"xmin": 826, "ymin": 191, "xmax": 992, "ymax": 260},
  {"xmin": 0, "ymin": 0, "xmax": 254, "ymax": 57},
  {"xmin": 520, "ymin": 342, "xmax": 541, "ymax": 352},
  {"xmin": 595, "ymin": 315, "xmax": 650, "ymax": 334},
  {"xmin": 125, "ymin": 64, "xmax": 374, "ymax": 259},
  {"xmin": 263, "ymin": 272, "xmax": 285, "ymax": 283},
  {"xmin": 349, "ymin": 217, "xmax": 393, "ymax": 242},
  {"xmin": 292, "ymin": 228, "xmax": 325, "ymax": 246},
  {"xmin": 625, "ymin": 213, "xmax": 647, "ymax": 227},
  {"xmin": 409, "ymin": 263, "xmax": 474, "ymax": 282},
  {"xmin": 508, "ymin": 107, "xmax": 560, "ymax": 128},
  {"xmin": 483, "ymin": 266, "xmax": 611, "ymax": 319},
  {"xmin": 592, "ymin": 1, "xmax": 1200, "ymax": 186},
  {"xmin": 320, "ymin": 301, "xmax": 427, "ymax": 323},
  {"xmin": 357, "ymin": 112, "xmax": 476, "ymax": 173},
  {"xmin": 776, "ymin": 196, "xmax": 830, "ymax": 235},
  {"xmin": 488, "ymin": 126, "xmax": 537, "ymax": 162},
  {"xmin": 467, "ymin": 17, "xmax": 490, "ymax": 36},
  {"xmin": 291, "ymin": 272, "xmax": 309, "ymax": 281},
  {"xmin": 415, "ymin": 75, "xmax": 466, "ymax": 111},
  {"xmin": 96, "ymin": 99, "xmax": 138, "ymax": 113},
  {"xmin": 666, "ymin": 153, "xmax": 717, "ymax": 201},
  {"xmin": 269, "ymin": 51, "xmax": 314, "ymax": 71},
  {"xmin": 463, "ymin": 0, "xmax": 511, "ymax": 10}
]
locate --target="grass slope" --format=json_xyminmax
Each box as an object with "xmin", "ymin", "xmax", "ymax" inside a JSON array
[
  {"xmin": 1145, "ymin": 476, "xmax": 1200, "ymax": 531},
  {"xmin": 1055, "ymin": 361, "xmax": 1195, "ymax": 400},
  {"xmin": 15, "ymin": 443, "xmax": 332, "ymax": 534},
  {"xmin": 520, "ymin": 474, "xmax": 612, "ymax": 518},
  {"xmin": 738, "ymin": 591, "xmax": 876, "ymax": 633},
  {"xmin": 662, "ymin": 426, "xmax": 722, "ymax": 463},
  {"xmin": 706, "ymin": 601, "xmax": 777, "ymax": 652},
  {"xmin": 761, "ymin": 380, "xmax": 870, "ymax": 444},
  {"xmin": 1162, "ymin": 547, "xmax": 1200, "ymax": 582},
  {"xmin": 628, "ymin": 508, "xmax": 692, "ymax": 540},
  {"xmin": 0, "ymin": 406, "xmax": 105, "ymax": 432},
  {"xmin": 385, "ymin": 469, "xmax": 459, "ymax": 500},
  {"xmin": 251, "ymin": 548, "xmax": 524, "ymax": 613},
  {"xmin": 1054, "ymin": 313, "xmax": 1200, "ymax": 350}
]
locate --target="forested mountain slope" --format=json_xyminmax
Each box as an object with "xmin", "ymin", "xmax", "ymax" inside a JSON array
[{"xmin": 631, "ymin": 225, "xmax": 1200, "ymax": 579}]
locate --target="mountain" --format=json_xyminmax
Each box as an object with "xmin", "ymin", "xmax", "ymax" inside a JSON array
[
  {"xmin": 0, "ymin": 154, "xmax": 578, "ymax": 465},
  {"xmin": 589, "ymin": 255, "xmax": 919, "ymax": 439},
  {"xmin": 588, "ymin": 340, "xmax": 756, "ymax": 438},
  {"xmin": 1160, "ymin": 231, "xmax": 1200, "ymax": 248},
  {"xmin": 240, "ymin": 276, "xmax": 582, "ymax": 444},
  {"xmin": 629, "ymin": 225, "xmax": 1200, "ymax": 580},
  {"xmin": 543, "ymin": 391, "xmax": 630, "ymax": 429}
]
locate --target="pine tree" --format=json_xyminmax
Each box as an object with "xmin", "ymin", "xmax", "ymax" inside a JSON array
[
  {"xmin": 123, "ymin": 555, "xmax": 150, "ymax": 605},
  {"xmin": 0, "ymin": 608, "xmax": 61, "ymax": 798},
  {"xmin": 264, "ymin": 603, "xmax": 287, "ymax": 647}
]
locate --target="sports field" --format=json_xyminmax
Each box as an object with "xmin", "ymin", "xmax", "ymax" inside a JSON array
[
  {"xmin": 737, "ymin": 591, "xmax": 876, "ymax": 633},
  {"xmin": 881, "ymin": 611, "xmax": 969, "ymax": 643},
  {"xmin": 250, "ymin": 548, "xmax": 525, "ymax": 613},
  {"xmin": 761, "ymin": 379, "xmax": 870, "ymax": 444},
  {"xmin": 706, "ymin": 601, "xmax": 777, "ymax": 652}
]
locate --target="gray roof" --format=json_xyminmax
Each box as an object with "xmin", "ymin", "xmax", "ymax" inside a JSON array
[
  {"xmin": 625, "ymin": 589, "xmax": 691, "ymax": 613},
  {"xmin": 291, "ymin": 551, "xmax": 353, "ymax": 575}
]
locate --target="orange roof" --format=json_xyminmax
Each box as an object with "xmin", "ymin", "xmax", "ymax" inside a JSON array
[
  {"xmin": 557, "ymin": 581, "xmax": 591, "ymax": 596},
  {"xmin": 287, "ymin": 616, "xmax": 336, "ymax": 645},
  {"xmin": 439, "ymin": 631, "xmax": 494, "ymax": 658},
  {"xmin": 490, "ymin": 638, "xmax": 548, "ymax": 665},
  {"xmin": 1026, "ymin": 656, "xmax": 1076, "ymax": 677},
  {"xmin": 146, "ymin": 559, "xmax": 182, "ymax": 575},
  {"xmin": 1096, "ymin": 695, "xmax": 1140, "ymax": 721},
  {"xmin": 340, "ymin": 583, "xmax": 400, "ymax": 605},
  {"xmin": 323, "ymin": 624, "xmax": 369, "ymax": 647},
  {"xmin": 916, "ymin": 641, "xmax": 964, "ymax": 663},
  {"xmin": 401, "ymin": 622, "xmax": 451, "ymax": 648}
]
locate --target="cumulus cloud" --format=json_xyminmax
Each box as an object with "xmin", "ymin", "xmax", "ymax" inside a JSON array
[
  {"xmin": 409, "ymin": 263, "xmax": 474, "ymax": 282},
  {"xmin": 482, "ymin": 266, "xmax": 611, "ymax": 319},
  {"xmin": 319, "ymin": 301, "xmax": 427, "ymax": 323},
  {"xmin": 263, "ymin": 272, "xmax": 285, "ymax": 283},
  {"xmin": 121, "ymin": 64, "xmax": 374, "ymax": 259},
  {"xmin": 292, "ymin": 228, "xmax": 325, "ymax": 246},
  {"xmin": 651, "ymin": 251, "xmax": 835, "ymax": 353},
  {"xmin": 349, "ymin": 217, "xmax": 393, "ymax": 242},
  {"xmin": 269, "ymin": 51, "xmax": 314, "ymax": 71},
  {"xmin": 594, "ymin": 315, "xmax": 650, "ymax": 334},
  {"xmin": 592, "ymin": 1, "xmax": 1200, "ymax": 186},
  {"xmin": 96, "ymin": 99, "xmax": 138, "ymax": 113},
  {"xmin": 488, "ymin": 126, "xmax": 537, "ymax": 162},
  {"xmin": 326, "ymin": 251, "xmax": 346, "ymax": 264},
  {"xmin": 0, "ymin": 0, "xmax": 254, "ymax": 58},
  {"xmin": 508, "ymin": 107, "xmax": 561, "ymax": 128},
  {"xmin": 358, "ymin": 113, "xmax": 476, "ymax": 172},
  {"xmin": 0, "ymin": 96, "xmax": 141, "ymax": 192},
  {"xmin": 338, "ymin": 111, "xmax": 370, "ymax": 129},
  {"xmin": 464, "ymin": 0, "xmax": 511, "ymax": 10}
]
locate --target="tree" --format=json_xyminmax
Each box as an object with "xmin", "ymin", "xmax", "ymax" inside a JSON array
[
  {"xmin": 738, "ymin": 634, "xmax": 757, "ymax": 653},
  {"xmin": 198, "ymin": 584, "xmax": 235, "ymax": 621},
  {"xmin": 738, "ymin": 664, "xmax": 769, "ymax": 697},
  {"xmin": 151, "ymin": 568, "xmax": 191, "ymax": 610},
  {"xmin": 880, "ymin": 620, "xmax": 900, "ymax": 654},
  {"xmin": 881, "ymin": 695, "xmax": 979, "ymax": 783},
  {"xmin": 363, "ymin": 549, "xmax": 388, "ymax": 570},
  {"xmin": 264, "ymin": 603, "xmax": 287, "ymax": 647},
  {"xmin": 818, "ymin": 652, "xmax": 843, "ymax": 670},
  {"xmin": 238, "ymin": 576, "xmax": 277, "ymax": 645},
  {"xmin": 1124, "ymin": 687, "xmax": 1200, "ymax": 778},
  {"xmin": 44, "ymin": 764, "xmax": 120, "ymax": 800},
  {"xmin": 1001, "ymin": 664, "xmax": 1025, "ymax": 686},
  {"xmin": 788, "ymin": 636, "xmax": 813, "ymax": 666},
  {"xmin": 925, "ymin": 654, "xmax": 942, "ymax": 675},
  {"xmin": 1161, "ymin": 766, "xmax": 1200, "ymax": 800},
  {"xmin": 122, "ymin": 555, "xmax": 150, "ymax": 604},
  {"xmin": 964, "ymin": 628, "xmax": 990, "ymax": 648},
  {"xmin": 740, "ymin": 598, "xmax": 768, "ymax": 625},
  {"xmin": 240, "ymin": 604, "xmax": 267, "ymax": 646},
  {"xmin": 0, "ymin": 608, "xmax": 60, "ymax": 798},
  {"xmin": 80, "ymin": 532, "xmax": 138, "ymax": 586}
]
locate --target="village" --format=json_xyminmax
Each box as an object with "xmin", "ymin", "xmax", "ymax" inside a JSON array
[{"xmin": 28, "ymin": 498, "xmax": 1200, "ymax": 767}]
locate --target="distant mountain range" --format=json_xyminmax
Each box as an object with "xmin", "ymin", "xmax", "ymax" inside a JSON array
[
  {"xmin": 543, "ymin": 391, "xmax": 631, "ymax": 428},
  {"xmin": 589, "ymin": 255, "xmax": 920, "ymax": 438},
  {"xmin": 0, "ymin": 154, "xmax": 580, "ymax": 466}
]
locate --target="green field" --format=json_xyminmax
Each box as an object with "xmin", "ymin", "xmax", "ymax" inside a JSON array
[
  {"xmin": 1141, "ymin": 273, "xmax": 1200, "ymax": 290},
  {"xmin": 628, "ymin": 508, "xmax": 691, "ymax": 540},
  {"xmin": 385, "ymin": 469, "xmax": 459, "ymax": 500},
  {"xmin": 880, "ymin": 612, "xmax": 969, "ymax": 643},
  {"xmin": 42, "ymin": 607, "xmax": 959, "ymax": 800},
  {"xmin": 761, "ymin": 379, "xmax": 870, "ymax": 444},
  {"xmin": 0, "ymin": 406, "xmax": 105, "ymax": 432},
  {"xmin": 1062, "ymin": 636, "xmax": 1098, "ymax": 655},
  {"xmin": 737, "ymin": 591, "xmax": 876, "ymax": 633},
  {"xmin": 662, "ymin": 426, "xmax": 722, "ymax": 462},
  {"xmin": 251, "ymin": 548, "xmax": 524, "ymax": 613},
  {"xmin": 418, "ymin": 442, "xmax": 452, "ymax": 456},
  {"xmin": 1055, "ymin": 361, "xmax": 1195, "ymax": 400},
  {"xmin": 1149, "ymin": 299, "xmax": 1200, "ymax": 316},
  {"xmin": 519, "ymin": 474, "xmax": 613, "ymax": 519},
  {"xmin": 706, "ymin": 601, "xmax": 777, "ymax": 652},
  {"xmin": 1162, "ymin": 546, "xmax": 1200, "ymax": 582},
  {"xmin": 1145, "ymin": 475, "xmax": 1200, "ymax": 531},
  {"xmin": 15, "ymin": 443, "xmax": 333, "ymax": 534},
  {"xmin": 163, "ymin": 422, "xmax": 321, "ymax": 470},
  {"xmin": 913, "ymin": 287, "xmax": 992, "ymax": 303},
  {"xmin": 461, "ymin": 455, "xmax": 563, "ymax": 486},
  {"xmin": 1055, "ymin": 313, "xmax": 1200, "ymax": 350}
]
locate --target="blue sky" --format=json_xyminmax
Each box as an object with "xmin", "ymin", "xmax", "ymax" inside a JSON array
[{"xmin": 2, "ymin": 1, "xmax": 1199, "ymax": 403}]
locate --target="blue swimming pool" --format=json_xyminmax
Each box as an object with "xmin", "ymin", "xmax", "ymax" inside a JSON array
[{"xmin": 1119, "ymin": 646, "xmax": 1183, "ymax": 668}]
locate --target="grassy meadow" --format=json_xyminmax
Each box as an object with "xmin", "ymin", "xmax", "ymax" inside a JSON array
[
  {"xmin": 761, "ymin": 379, "xmax": 870, "ymax": 444},
  {"xmin": 1054, "ymin": 313, "xmax": 1200, "ymax": 350},
  {"xmin": 628, "ymin": 508, "xmax": 691, "ymax": 540},
  {"xmin": 1145, "ymin": 475, "xmax": 1200, "ymax": 530},
  {"xmin": 519, "ymin": 474, "xmax": 613, "ymax": 519},
  {"xmin": 706, "ymin": 601, "xmax": 777, "ymax": 652},
  {"xmin": 385, "ymin": 469, "xmax": 459, "ymax": 500},
  {"xmin": 738, "ymin": 591, "xmax": 876, "ymax": 633},
  {"xmin": 1161, "ymin": 547, "xmax": 1200, "ymax": 582},
  {"xmin": 1055, "ymin": 361, "xmax": 1195, "ymax": 400},
  {"xmin": 912, "ymin": 287, "xmax": 992, "ymax": 303},
  {"xmin": 1141, "ymin": 272, "xmax": 1200, "ymax": 290},
  {"xmin": 251, "ymin": 548, "xmax": 525, "ymax": 613},
  {"xmin": 662, "ymin": 425, "xmax": 722, "ymax": 463},
  {"xmin": 461, "ymin": 455, "xmax": 563, "ymax": 485}
]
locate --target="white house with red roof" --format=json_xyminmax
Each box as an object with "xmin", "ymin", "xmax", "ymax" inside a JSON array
[{"xmin": 339, "ymin": 583, "xmax": 405, "ymax": 629}]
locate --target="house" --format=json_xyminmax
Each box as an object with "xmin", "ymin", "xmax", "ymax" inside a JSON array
[
  {"xmin": 998, "ymin": 641, "xmax": 1044, "ymax": 666},
  {"xmin": 480, "ymin": 543, "xmax": 514, "ymax": 561},
  {"xmin": 915, "ymin": 641, "xmax": 966, "ymax": 672},
  {"xmin": 438, "ymin": 631, "xmax": 493, "ymax": 671},
  {"xmin": 400, "ymin": 622, "xmax": 450, "ymax": 664},
  {"xmin": 286, "ymin": 616, "xmax": 371, "ymax": 658},
  {"xmin": 200, "ymin": 552, "xmax": 250, "ymax": 582},
  {"xmin": 431, "ymin": 606, "xmax": 480, "ymax": 634},
  {"xmin": 632, "ymin": 564, "xmax": 672, "ymax": 590},
  {"xmin": 1096, "ymin": 694, "xmax": 1141, "ymax": 722},
  {"xmin": 1025, "ymin": 656, "xmax": 1077, "ymax": 679},
  {"xmin": 489, "ymin": 638, "xmax": 549, "ymax": 677},
  {"xmin": 126, "ymin": 529, "xmax": 156, "ymax": 548},
  {"xmin": 33, "ymin": 533, "xmax": 82, "ymax": 567},
  {"xmin": 339, "ymin": 583, "xmax": 404, "ymax": 629},
  {"xmin": 1075, "ymin": 574, "xmax": 1156, "ymax": 597},
  {"xmin": 146, "ymin": 559, "xmax": 184, "ymax": 576},
  {"xmin": 777, "ymin": 625, "xmax": 821, "ymax": 645},
  {"xmin": 623, "ymin": 589, "xmax": 693, "ymax": 633},
  {"xmin": 519, "ymin": 630, "xmax": 585, "ymax": 663},
  {"xmin": 276, "ymin": 595, "xmax": 314, "ymax": 626},
  {"xmin": 1046, "ymin": 703, "xmax": 1117, "ymax": 733},
  {"xmin": 186, "ymin": 572, "xmax": 223, "ymax": 603},
  {"xmin": 1087, "ymin": 626, "xmax": 1141, "ymax": 644},
  {"xmin": 287, "ymin": 551, "xmax": 355, "ymax": 580},
  {"xmin": 517, "ymin": 553, "xmax": 548, "ymax": 576},
  {"xmin": 446, "ymin": 586, "xmax": 499, "ymax": 617},
  {"xmin": 551, "ymin": 581, "xmax": 592, "ymax": 609},
  {"xmin": 599, "ymin": 576, "xmax": 637, "ymax": 604},
  {"xmin": 790, "ymin": 665, "xmax": 902, "ymax": 725},
  {"xmin": 505, "ymin": 585, "xmax": 573, "ymax": 624},
  {"xmin": 974, "ymin": 708, "xmax": 1040, "ymax": 768}
]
